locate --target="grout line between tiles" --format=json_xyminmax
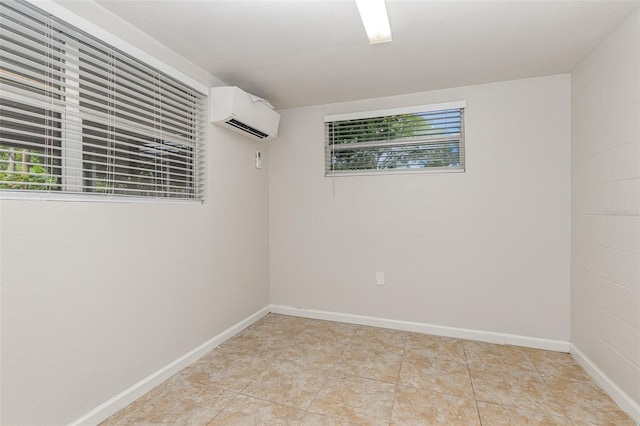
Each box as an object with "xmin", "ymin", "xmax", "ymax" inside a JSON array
[
  {"xmin": 534, "ymin": 357, "xmax": 575, "ymax": 423},
  {"xmin": 111, "ymin": 390, "xmax": 163, "ymax": 426},
  {"xmin": 300, "ymin": 324, "xmax": 359, "ymax": 420},
  {"xmin": 463, "ymin": 342, "xmax": 485, "ymax": 426},
  {"xmin": 389, "ymin": 330, "xmax": 411, "ymax": 424},
  {"xmin": 206, "ymin": 391, "xmax": 241, "ymax": 425}
]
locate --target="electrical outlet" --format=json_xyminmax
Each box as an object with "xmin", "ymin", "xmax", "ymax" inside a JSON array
[{"xmin": 376, "ymin": 271, "xmax": 385, "ymax": 286}]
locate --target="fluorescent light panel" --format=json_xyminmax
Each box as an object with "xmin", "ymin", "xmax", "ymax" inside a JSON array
[{"xmin": 355, "ymin": 0, "xmax": 392, "ymax": 44}]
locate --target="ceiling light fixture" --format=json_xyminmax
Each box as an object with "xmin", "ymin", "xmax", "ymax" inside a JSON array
[{"xmin": 355, "ymin": 0, "xmax": 392, "ymax": 44}]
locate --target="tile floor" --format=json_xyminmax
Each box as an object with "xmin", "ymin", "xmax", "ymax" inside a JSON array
[{"xmin": 101, "ymin": 314, "xmax": 635, "ymax": 425}]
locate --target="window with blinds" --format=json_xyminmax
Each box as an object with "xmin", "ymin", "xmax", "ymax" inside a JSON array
[
  {"xmin": 0, "ymin": 0, "xmax": 206, "ymax": 200},
  {"xmin": 324, "ymin": 102, "xmax": 465, "ymax": 175}
]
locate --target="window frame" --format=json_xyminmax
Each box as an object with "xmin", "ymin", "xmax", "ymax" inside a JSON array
[
  {"xmin": 324, "ymin": 101, "xmax": 466, "ymax": 177},
  {"xmin": 0, "ymin": 0, "xmax": 208, "ymax": 203}
]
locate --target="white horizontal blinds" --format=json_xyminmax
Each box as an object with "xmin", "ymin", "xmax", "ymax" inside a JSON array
[
  {"xmin": 325, "ymin": 107, "xmax": 465, "ymax": 175},
  {"xmin": 76, "ymin": 36, "xmax": 206, "ymax": 198},
  {"xmin": 1, "ymin": 1, "xmax": 62, "ymax": 190},
  {"xmin": 0, "ymin": 0, "xmax": 207, "ymax": 199}
]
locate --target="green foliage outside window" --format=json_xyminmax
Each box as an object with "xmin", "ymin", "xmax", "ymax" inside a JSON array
[
  {"xmin": 0, "ymin": 145, "xmax": 58, "ymax": 190},
  {"xmin": 327, "ymin": 111, "xmax": 462, "ymax": 172}
]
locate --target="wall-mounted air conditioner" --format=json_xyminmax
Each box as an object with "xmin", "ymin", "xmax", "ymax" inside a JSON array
[{"xmin": 210, "ymin": 86, "xmax": 280, "ymax": 141}]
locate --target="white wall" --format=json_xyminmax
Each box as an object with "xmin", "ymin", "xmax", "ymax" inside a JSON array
[
  {"xmin": 571, "ymin": 8, "xmax": 640, "ymax": 408},
  {"xmin": 0, "ymin": 2, "xmax": 270, "ymax": 425},
  {"xmin": 270, "ymin": 75, "xmax": 571, "ymax": 341}
]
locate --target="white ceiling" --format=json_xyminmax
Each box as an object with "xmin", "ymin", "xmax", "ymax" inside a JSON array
[{"xmin": 94, "ymin": 0, "xmax": 640, "ymax": 109}]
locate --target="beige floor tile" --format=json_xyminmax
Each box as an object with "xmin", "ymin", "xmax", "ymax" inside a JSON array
[
  {"xmin": 238, "ymin": 323, "xmax": 299, "ymax": 346},
  {"xmin": 287, "ymin": 316, "xmax": 327, "ymax": 329},
  {"xmin": 351, "ymin": 326, "xmax": 407, "ymax": 350},
  {"xmin": 544, "ymin": 377, "xmax": 636, "ymax": 425},
  {"xmin": 399, "ymin": 356, "xmax": 474, "ymax": 398},
  {"xmin": 405, "ymin": 333, "xmax": 466, "ymax": 361},
  {"xmin": 336, "ymin": 343, "xmax": 403, "ymax": 383},
  {"xmin": 242, "ymin": 359, "xmax": 331, "ymax": 410},
  {"xmin": 354, "ymin": 325, "xmax": 399, "ymax": 337},
  {"xmin": 118, "ymin": 375, "xmax": 236, "ymax": 425},
  {"xmin": 570, "ymin": 420, "xmax": 637, "ymax": 426},
  {"xmin": 299, "ymin": 412, "xmax": 361, "ymax": 425},
  {"xmin": 523, "ymin": 348, "xmax": 572, "ymax": 365},
  {"xmin": 390, "ymin": 385, "xmax": 480, "ymax": 426},
  {"xmin": 178, "ymin": 351, "xmax": 273, "ymax": 392},
  {"xmin": 523, "ymin": 348, "xmax": 591, "ymax": 381},
  {"xmin": 476, "ymin": 401, "xmax": 572, "ymax": 425},
  {"xmin": 308, "ymin": 373, "xmax": 396, "ymax": 425},
  {"xmin": 467, "ymin": 359, "xmax": 539, "ymax": 378},
  {"xmin": 208, "ymin": 395, "xmax": 305, "ymax": 425},
  {"xmin": 463, "ymin": 341, "xmax": 536, "ymax": 371},
  {"xmin": 293, "ymin": 330, "xmax": 353, "ymax": 347},
  {"xmin": 469, "ymin": 368, "xmax": 565, "ymax": 417},
  {"xmin": 297, "ymin": 319, "xmax": 358, "ymax": 340},
  {"xmin": 278, "ymin": 340, "xmax": 346, "ymax": 368},
  {"xmin": 214, "ymin": 333, "xmax": 285, "ymax": 360},
  {"xmin": 220, "ymin": 316, "xmax": 298, "ymax": 357},
  {"xmin": 252, "ymin": 313, "xmax": 304, "ymax": 330},
  {"xmin": 285, "ymin": 317, "xmax": 355, "ymax": 341},
  {"xmin": 99, "ymin": 383, "xmax": 165, "ymax": 425}
]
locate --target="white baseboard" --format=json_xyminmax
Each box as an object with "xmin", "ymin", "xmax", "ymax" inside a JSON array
[
  {"xmin": 269, "ymin": 305, "xmax": 570, "ymax": 352},
  {"xmin": 571, "ymin": 344, "xmax": 640, "ymax": 424},
  {"xmin": 70, "ymin": 306, "xmax": 271, "ymax": 426}
]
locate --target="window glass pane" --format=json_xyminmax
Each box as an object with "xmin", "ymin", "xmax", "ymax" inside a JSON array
[
  {"xmin": 0, "ymin": 0, "xmax": 205, "ymax": 200},
  {"xmin": 0, "ymin": 99, "xmax": 62, "ymax": 189},
  {"xmin": 326, "ymin": 107, "xmax": 464, "ymax": 175},
  {"xmin": 332, "ymin": 141, "xmax": 462, "ymax": 171},
  {"xmin": 82, "ymin": 121, "xmax": 194, "ymax": 198}
]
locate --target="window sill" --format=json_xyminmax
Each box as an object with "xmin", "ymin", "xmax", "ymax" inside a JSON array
[
  {"xmin": 325, "ymin": 167, "xmax": 465, "ymax": 177},
  {"xmin": 0, "ymin": 191, "xmax": 204, "ymax": 205}
]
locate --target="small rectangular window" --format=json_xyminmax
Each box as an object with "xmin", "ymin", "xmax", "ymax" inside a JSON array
[
  {"xmin": 0, "ymin": 99, "xmax": 62, "ymax": 190},
  {"xmin": 324, "ymin": 102, "xmax": 465, "ymax": 176},
  {"xmin": 0, "ymin": 0, "xmax": 206, "ymax": 200}
]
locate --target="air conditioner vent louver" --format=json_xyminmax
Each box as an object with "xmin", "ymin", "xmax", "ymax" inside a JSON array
[
  {"xmin": 210, "ymin": 86, "xmax": 280, "ymax": 141},
  {"xmin": 226, "ymin": 119, "xmax": 269, "ymax": 139}
]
